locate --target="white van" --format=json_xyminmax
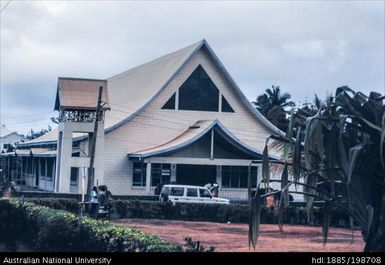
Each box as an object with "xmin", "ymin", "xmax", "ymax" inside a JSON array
[{"xmin": 159, "ymin": 184, "xmax": 230, "ymax": 205}]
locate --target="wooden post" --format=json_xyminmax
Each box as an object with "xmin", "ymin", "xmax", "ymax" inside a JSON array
[{"xmin": 86, "ymin": 86, "xmax": 103, "ymax": 200}]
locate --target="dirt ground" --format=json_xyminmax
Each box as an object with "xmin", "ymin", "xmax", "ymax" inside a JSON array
[{"xmin": 113, "ymin": 219, "xmax": 365, "ymax": 252}]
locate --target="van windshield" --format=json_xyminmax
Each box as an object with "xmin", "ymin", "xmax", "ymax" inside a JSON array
[{"xmin": 199, "ymin": 189, "xmax": 211, "ymax": 198}]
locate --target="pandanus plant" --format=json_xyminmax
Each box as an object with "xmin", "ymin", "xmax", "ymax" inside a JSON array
[{"xmin": 248, "ymin": 86, "xmax": 385, "ymax": 252}]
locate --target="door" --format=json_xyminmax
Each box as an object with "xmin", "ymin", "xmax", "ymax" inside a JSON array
[
  {"xmin": 185, "ymin": 188, "xmax": 199, "ymax": 203},
  {"xmin": 176, "ymin": 164, "xmax": 216, "ymax": 186}
]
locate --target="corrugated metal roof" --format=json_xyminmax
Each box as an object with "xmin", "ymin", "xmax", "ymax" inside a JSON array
[
  {"xmin": 19, "ymin": 39, "xmax": 283, "ymax": 147},
  {"xmin": 128, "ymin": 120, "xmax": 213, "ymax": 156},
  {"xmin": 55, "ymin": 78, "xmax": 109, "ymax": 110},
  {"xmin": 128, "ymin": 120, "xmax": 268, "ymax": 159},
  {"xmin": 21, "ymin": 128, "xmax": 58, "ymax": 145},
  {"xmin": 32, "ymin": 150, "xmax": 57, "ymax": 157},
  {"xmin": 104, "ymin": 40, "xmax": 202, "ymax": 130},
  {"xmin": 15, "ymin": 149, "xmax": 31, "ymax": 156}
]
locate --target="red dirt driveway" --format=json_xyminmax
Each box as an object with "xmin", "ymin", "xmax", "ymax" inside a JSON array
[{"xmin": 113, "ymin": 219, "xmax": 365, "ymax": 252}]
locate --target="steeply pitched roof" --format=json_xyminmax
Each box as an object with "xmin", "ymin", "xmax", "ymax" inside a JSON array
[
  {"xmin": 54, "ymin": 78, "xmax": 109, "ymax": 110},
  {"xmin": 104, "ymin": 40, "xmax": 203, "ymax": 130},
  {"xmin": 20, "ymin": 39, "xmax": 283, "ymax": 147}
]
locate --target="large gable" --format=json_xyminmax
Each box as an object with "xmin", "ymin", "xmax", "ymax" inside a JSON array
[{"xmin": 104, "ymin": 40, "xmax": 283, "ymax": 137}]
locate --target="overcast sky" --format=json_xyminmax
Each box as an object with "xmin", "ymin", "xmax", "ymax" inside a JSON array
[{"xmin": 0, "ymin": 0, "xmax": 384, "ymax": 135}]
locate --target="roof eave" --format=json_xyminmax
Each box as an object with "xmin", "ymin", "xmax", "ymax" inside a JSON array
[{"xmin": 127, "ymin": 120, "xmax": 270, "ymax": 159}]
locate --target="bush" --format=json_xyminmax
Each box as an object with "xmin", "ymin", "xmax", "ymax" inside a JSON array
[
  {"xmin": 0, "ymin": 199, "xmax": 180, "ymax": 252},
  {"xmin": 26, "ymin": 198, "xmax": 79, "ymax": 214}
]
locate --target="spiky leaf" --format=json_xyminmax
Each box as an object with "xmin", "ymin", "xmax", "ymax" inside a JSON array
[
  {"xmin": 262, "ymin": 140, "xmax": 271, "ymax": 190},
  {"xmin": 281, "ymin": 163, "xmax": 289, "ymax": 207}
]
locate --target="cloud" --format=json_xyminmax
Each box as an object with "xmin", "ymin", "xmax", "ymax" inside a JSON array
[{"xmin": 0, "ymin": 1, "xmax": 384, "ymax": 134}]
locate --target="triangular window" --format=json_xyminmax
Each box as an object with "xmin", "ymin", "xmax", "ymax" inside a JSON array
[
  {"xmin": 162, "ymin": 92, "xmax": 176, "ymax": 109},
  {"xmin": 221, "ymin": 95, "xmax": 235, "ymax": 113},
  {"xmin": 178, "ymin": 65, "xmax": 219, "ymax": 112}
]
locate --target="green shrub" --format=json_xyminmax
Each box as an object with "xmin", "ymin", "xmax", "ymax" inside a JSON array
[
  {"xmin": 0, "ymin": 199, "xmax": 180, "ymax": 252},
  {"xmin": 27, "ymin": 198, "xmax": 79, "ymax": 214}
]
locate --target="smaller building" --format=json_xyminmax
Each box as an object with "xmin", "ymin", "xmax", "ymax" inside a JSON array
[
  {"xmin": 0, "ymin": 124, "xmax": 26, "ymax": 183},
  {"xmin": 0, "ymin": 124, "xmax": 25, "ymax": 151}
]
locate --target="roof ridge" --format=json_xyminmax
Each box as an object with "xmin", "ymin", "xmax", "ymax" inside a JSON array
[{"xmin": 107, "ymin": 40, "xmax": 205, "ymax": 81}]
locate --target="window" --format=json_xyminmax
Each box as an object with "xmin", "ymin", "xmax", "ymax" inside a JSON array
[
  {"xmin": 187, "ymin": 188, "xmax": 198, "ymax": 197},
  {"xmin": 161, "ymin": 93, "xmax": 176, "ymax": 109},
  {"xmin": 151, "ymin": 163, "xmax": 171, "ymax": 187},
  {"xmin": 170, "ymin": 187, "xmax": 184, "ymax": 196},
  {"xmin": 178, "ymin": 65, "xmax": 219, "ymax": 112},
  {"xmin": 133, "ymin": 162, "xmax": 147, "ymax": 187},
  {"xmin": 40, "ymin": 159, "xmax": 46, "ymax": 179},
  {"xmin": 222, "ymin": 166, "xmax": 258, "ymax": 188},
  {"xmin": 221, "ymin": 95, "xmax": 235, "ymax": 113},
  {"xmin": 70, "ymin": 167, "xmax": 78, "ymax": 186},
  {"xmin": 46, "ymin": 158, "xmax": 54, "ymax": 181},
  {"xmin": 199, "ymin": 189, "xmax": 211, "ymax": 198}
]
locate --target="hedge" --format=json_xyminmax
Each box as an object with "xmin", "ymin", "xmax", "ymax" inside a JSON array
[
  {"xmin": 27, "ymin": 198, "xmax": 351, "ymax": 227},
  {"xmin": 0, "ymin": 199, "xmax": 180, "ymax": 252},
  {"xmin": 13, "ymin": 191, "xmax": 158, "ymax": 201},
  {"xmin": 110, "ymin": 200, "xmax": 350, "ymax": 226}
]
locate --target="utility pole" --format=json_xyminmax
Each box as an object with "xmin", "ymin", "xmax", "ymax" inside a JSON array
[{"xmin": 86, "ymin": 86, "xmax": 104, "ymax": 200}]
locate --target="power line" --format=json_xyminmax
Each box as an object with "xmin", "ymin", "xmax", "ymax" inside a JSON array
[
  {"xmin": 0, "ymin": 0, "xmax": 12, "ymax": 13},
  {"xmin": 2, "ymin": 111, "xmax": 56, "ymax": 119}
]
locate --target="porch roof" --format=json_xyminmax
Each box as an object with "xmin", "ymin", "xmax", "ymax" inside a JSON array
[
  {"xmin": 127, "ymin": 120, "xmax": 270, "ymax": 160},
  {"xmin": 0, "ymin": 148, "xmax": 65, "ymax": 158},
  {"xmin": 31, "ymin": 148, "xmax": 57, "ymax": 157}
]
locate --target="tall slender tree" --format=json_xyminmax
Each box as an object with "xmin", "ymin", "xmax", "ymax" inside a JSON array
[{"xmin": 252, "ymin": 86, "xmax": 294, "ymax": 131}]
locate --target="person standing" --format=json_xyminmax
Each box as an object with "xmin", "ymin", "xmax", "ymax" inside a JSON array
[{"xmin": 89, "ymin": 186, "xmax": 99, "ymax": 218}]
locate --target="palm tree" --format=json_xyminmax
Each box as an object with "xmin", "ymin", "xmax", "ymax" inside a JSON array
[{"xmin": 252, "ymin": 86, "xmax": 295, "ymax": 131}]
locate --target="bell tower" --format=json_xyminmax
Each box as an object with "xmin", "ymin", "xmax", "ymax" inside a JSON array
[{"xmin": 54, "ymin": 77, "xmax": 109, "ymax": 193}]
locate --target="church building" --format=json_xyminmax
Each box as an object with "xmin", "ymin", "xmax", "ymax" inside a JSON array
[{"xmin": 8, "ymin": 40, "xmax": 283, "ymax": 200}]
